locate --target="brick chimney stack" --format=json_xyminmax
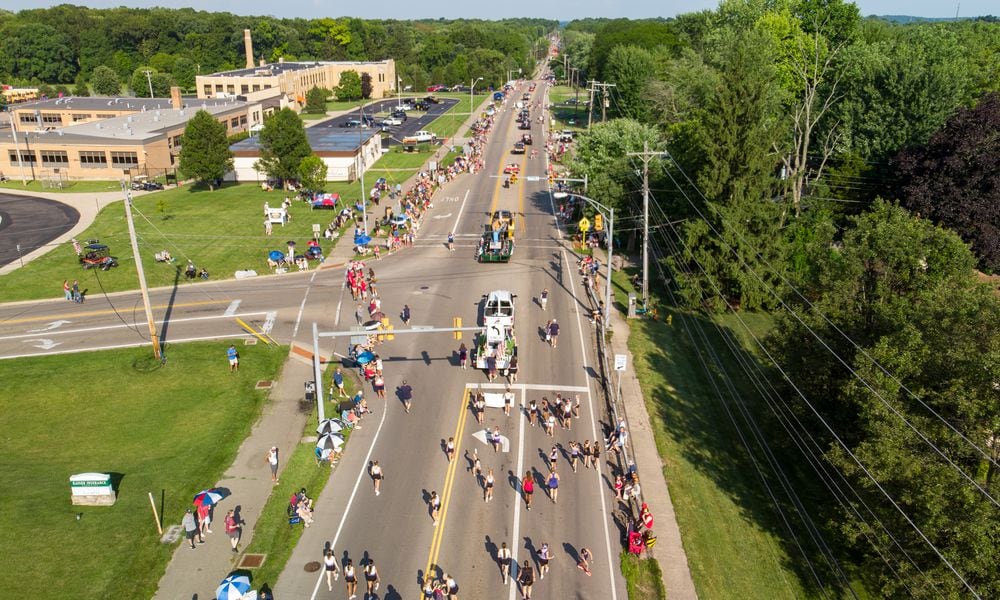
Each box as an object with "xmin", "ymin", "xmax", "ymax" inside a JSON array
[{"xmin": 244, "ymin": 29, "xmax": 254, "ymax": 69}]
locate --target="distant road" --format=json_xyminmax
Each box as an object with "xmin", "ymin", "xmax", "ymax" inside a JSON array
[{"xmin": 0, "ymin": 193, "xmax": 80, "ymax": 267}]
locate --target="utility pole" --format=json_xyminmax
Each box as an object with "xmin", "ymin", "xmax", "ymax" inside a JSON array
[
  {"xmin": 358, "ymin": 102, "xmax": 367, "ymax": 233},
  {"xmin": 586, "ymin": 80, "xmax": 596, "ymax": 130},
  {"xmin": 143, "ymin": 70, "xmax": 155, "ymax": 99},
  {"xmin": 627, "ymin": 142, "xmax": 664, "ymax": 309},
  {"xmin": 586, "ymin": 82, "xmax": 616, "ymax": 123},
  {"xmin": 121, "ymin": 181, "xmax": 162, "ymax": 360}
]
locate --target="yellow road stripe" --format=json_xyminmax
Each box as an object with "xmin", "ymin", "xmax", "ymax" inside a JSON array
[
  {"xmin": 234, "ymin": 317, "xmax": 273, "ymax": 345},
  {"xmin": 2, "ymin": 300, "xmax": 228, "ymax": 324},
  {"xmin": 423, "ymin": 387, "xmax": 472, "ymax": 584}
]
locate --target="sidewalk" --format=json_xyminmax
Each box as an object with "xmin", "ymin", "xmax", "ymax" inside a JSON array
[{"xmin": 606, "ymin": 305, "xmax": 698, "ymax": 599}]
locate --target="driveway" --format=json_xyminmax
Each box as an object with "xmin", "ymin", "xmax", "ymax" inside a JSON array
[{"xmin": 0, "ymin": 193, "xmax": 80, "ymax": 267}]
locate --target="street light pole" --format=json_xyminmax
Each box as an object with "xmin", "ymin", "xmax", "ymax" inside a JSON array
[
  {"xmin": 553, "ymin": 191, "xmax": 613, "ymax": 335},
  {"xmin": 358, "ymin": 101, "xmax": 367, "ymax": 233},
  {"xmin": 470, "ymin": 76, "xmax": 483, "ymax": 117}
]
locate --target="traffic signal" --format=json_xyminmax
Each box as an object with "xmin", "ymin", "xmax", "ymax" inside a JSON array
[
  {"xmin": 453, "ymin": 317, "xmax": 462, "ymax": 340},
  {"xmin": 594, "ymin": 213, "xmax": 603, "ymax": 231}
]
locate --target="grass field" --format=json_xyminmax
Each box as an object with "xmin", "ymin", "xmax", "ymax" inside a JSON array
[
  {"xmin": 0, "ymin": 179, "xmax": 123, "ymax": 193},
  {"xmin": 424, "ymin": 95, "xmax": 480, "ymax": 140},
  {"xmin": 610, "ymin": 269, "xmax": 842, "ymax": 599},
  {"xmin": 0, "ymin": 183, "xmax": 368, "ymax": 302},
  {"xmin": 620, "ymin": 552, "xmax": 667, "ymax": 600},
  {"xmin": 0, "ymin": 341, "xmax": 286, "ymax": 598}
]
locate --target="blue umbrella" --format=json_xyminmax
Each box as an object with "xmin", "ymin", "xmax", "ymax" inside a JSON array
[
  {"xmin": 268, "ymin": 250, "xmax": 285, "ymax": 261},
  {"xmin": 216, "ymin": 574, "xmax": 251, "ymax": 600},
  {"xmin": 354, "ymin": 234, "xmax": 372, "ymax": 246},
  {"xmin": 192, "ymin": 489, "xmax": 224, "ymax": 507}
]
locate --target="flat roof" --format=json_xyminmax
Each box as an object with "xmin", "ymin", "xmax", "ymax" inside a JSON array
[
  {"xmin": 232, "ymin": 127, "xmax": 379, "ymax": 154},
  {"xmin": 205, "ymin": 60, "xmax": 392, "ymax": 79},
  {"xmin": 12, "ymin": 96, "xmax": 181, "ymax": 112},
  {"xmin": 0, "ymin": 100, "xmax": 252, "ymax": 145}
]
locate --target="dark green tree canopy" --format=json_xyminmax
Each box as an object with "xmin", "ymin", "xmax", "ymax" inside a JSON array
[
  {"xmin": 254, "ymin": 108, "xmax": 312, "ymax": 185},
  {"xmin": 90, "ymin": 65, "xmax": 122, "ymax": 96},
  {"xmin": 178, "ymin": 109, "xmax": 233, "ymax": 191},
  {"xmin": 334, "ymin": 70, "xmax": 362, "ymax": 101}
]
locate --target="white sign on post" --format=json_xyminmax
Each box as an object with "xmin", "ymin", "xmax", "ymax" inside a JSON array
[{"xmin": 614, "ymin": 354, "xmax": 628, "ymax": 372}]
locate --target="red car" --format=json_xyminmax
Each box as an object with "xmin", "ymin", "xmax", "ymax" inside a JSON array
[{"xmin": 426, "ymin": 84, "xmax": 448, "ymax": 92}]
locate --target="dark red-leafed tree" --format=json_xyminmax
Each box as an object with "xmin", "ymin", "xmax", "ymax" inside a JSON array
[{"xmin": 895, "ymin": 93, "xmax": 1000, "ymax": 271}]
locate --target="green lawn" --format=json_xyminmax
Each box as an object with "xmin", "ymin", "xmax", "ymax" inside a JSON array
[
  {"xmin": 620, "ymin": 552, "xmax": 667, "ymax": 600},
  {"xmin": 0, "ymin": 179, "xmax": 123, "ymax": 193},
  {"xmin": 0, "ymin": 183, "xmax": 367, "ymax": 302},
  {"xmin": 611, "ymin": 269, "xmax": 848, "ymax": 599},
  {"xmin": 0, "ymin": 341, "xmax": 286, "ymax": 598},
  {"xmin": 375, "ymin": 147, "xmax": 439, "ymax": 170},
  {"xmin": 243, "ymin": 371, "xmax": 360, "ymax": 589},
  {"xmin": 424, "ymin": 95, "xmax": 482, "ymax": 140}
]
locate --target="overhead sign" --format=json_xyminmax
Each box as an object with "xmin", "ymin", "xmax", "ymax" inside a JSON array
[
  {"xmin": 579, "ymin": 217, "xmax": 591, "ymax": 233},
  {"xmin": 614, "ymin": 354, "xmax": 627, "ymax": 372}
]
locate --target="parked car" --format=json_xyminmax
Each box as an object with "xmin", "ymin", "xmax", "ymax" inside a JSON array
[
  {"xmin": 382, "ymin": 116, "xmax": 403, "ymax": 126},
  {"xmin": 427, "ymin": 84, "xmax": 448, "ymax": 92},
  {"xmin": 415, "ymin": 100, "xmax": 430, "ymax": 110},
  {"xmin": 390, "ymin": 110, "xmax": 407, "ymax": 121},
  {"xmin": 341, "ymin": 119, "xmax": 362, "ymax": 128},
  {"xmin": 424, "ymin": 95, "xmax": 442, "ymax": 104}
]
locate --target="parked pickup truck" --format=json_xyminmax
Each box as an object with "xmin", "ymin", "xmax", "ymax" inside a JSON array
[{"xmin": 402, "ymin": 130, "xmax": 437, "ymax": 144}]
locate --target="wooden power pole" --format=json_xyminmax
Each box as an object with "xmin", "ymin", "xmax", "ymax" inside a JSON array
[{"xmin": 121, "ymin": 181, "xmax": 162, "ymax": 360}]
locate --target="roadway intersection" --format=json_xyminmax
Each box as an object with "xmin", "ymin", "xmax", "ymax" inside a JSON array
[{"xmin": 0, "ymin": 79, "xmax": 628, "ymax": 599}]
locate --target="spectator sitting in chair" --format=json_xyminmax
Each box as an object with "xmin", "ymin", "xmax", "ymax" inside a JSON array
[
  {"xmin": 296, "ymin": 487, "xmax": 314, "ymax": 510},
  {"xmin": 296, "ymin": 499, "xmax": 314, "ymax": 527},
  {"xmin": 198, "ymin": 268, "xmax": 209, "ymax": 280},
  {"xmin": 185, "ymin": 261, "xmax": 197, "ymax": 279}
]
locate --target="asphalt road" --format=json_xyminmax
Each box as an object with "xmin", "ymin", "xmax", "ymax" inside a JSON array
[
  {"xmin": 0, "ymin": 80, "xmax": 627, "ymax": 599},
  {"xmin": 0, "ymin": 192, "xmax": 80, "ymax": 267}
]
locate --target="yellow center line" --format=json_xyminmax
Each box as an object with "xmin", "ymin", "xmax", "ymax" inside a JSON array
[
  {"xmin": 1, "ymin": 300, "xmax": 229, "ymax": 324},
  {"xmin": 423, "ymin": 387, "xmax": 472, "ymax": 584}
]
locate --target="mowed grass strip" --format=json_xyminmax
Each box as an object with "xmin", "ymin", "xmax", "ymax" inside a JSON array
[
  {"xmin": 0, "ymin": 341, "xmax": 286, "ymax": 598},
  {"xmin": 620, "ymin": 552, "xmax": 667, "ymax": 600},
  {"xmin": 611, "ymin": 271, "xmax": 814, "ymax": 599},
  {"xmin": 0, "ymin": 183, "xmax": 365, "ymax": 302}
]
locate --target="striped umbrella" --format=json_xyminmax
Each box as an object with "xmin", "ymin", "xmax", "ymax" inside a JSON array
[
  {"xmin": 317, "ymin": 433, "xmax": 345, "ymax": 451},
  {"xmin": 216, "ymin": 574, "xmax": 251, "ymax": 600},
  {"xmin": 192, "ymin": 489, "xmax": 224, "ymax": 507},
  {"xmin": 317, "ymin": 419, "xmax": 345, "ymax": 435}
]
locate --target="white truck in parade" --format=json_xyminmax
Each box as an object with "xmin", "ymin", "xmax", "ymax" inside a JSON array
[{"xmin": 474, "ymin": 290, "xmax": 517, "ymax": 372}]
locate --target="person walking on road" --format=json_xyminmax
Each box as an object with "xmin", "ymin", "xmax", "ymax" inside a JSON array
[
  {"xmin": 447, "ymin": 231, "xmax": 455, "ymax": 251},
  {"xmin": 518, "ymin": 560, "xmax": 535, "ymax": 599},
  {"xmin": 539, "ymin": 288, "xmax": 549, "ymax": 310},
  {"xmin": 266, "ymin": 446, "xmax": 280, "ymax": 483},
  {"xmin": 548, "ymin": 445, "xmax": 559, "ymax": 469},
  {"xmin": 570, "ymin": 441, "xmax": 580, "ymax": 473},
  {"xmin": 528, "ymin": 399, "xmax": 537, "ymax": 427},
  {"xmin": 364, "ymin": 559, "xmax": 380, "ymax": 598},
  {"xmin": 507, "ymin": 355, "xmax": 519, "ymax": 383},
  {"xmin": 373, "ymin": 374, "xmax": 386, "ymax": 399},
  {"xmin": 503, "ymin": 386, "xmax": 514, "ymax": 417},
  {"xmin": 547, "ymin": 469, "xmax": 561, "ymax": 504},
  {"xmin": 444, "ymin": 573, "xmax": 459, "ymax": 600},
  {"xmin": 484, "ymin": 468, "xmax": 495, "ymax": 503},
  {"xmin": 344, "ymin": 559, "xmax": 358, "ymax": 599},
  {"xmin": 491, "ymin": 426, "xmax": 503, "ymax": 453},
  {"xmin": 498, "ymin": 541, "xmax": 512, "ymax": 583},
  {"xmin": 370, "ymin": 461, "xmax": 384, "ymax": 496},
  {"xmin": 458, "ymin": 342, "xmax": 468, "ymax": 369},
  {"xmin": 324, "ymin": 548, "xmax": 340, "ymax": 590},
  {"xmin": 577, "ymin": 547, "xmax": 593, "ymax": 576},
  {"xmin": 445, "ymin": 437, "xmax": 456, "ymax": 462},
  {"xmin": 430, "ymin": 490, "xmax": 441, "ymax": 525},
  {"xmin": 182, "ymin": 508, "xmax": 202, "ymax": 549},
  {"xmin": 401, "ymin": 304, "xmax": 411, "ymax": 326},
  {"xmin": 356, "ymin": 304, "xmax": 365, "ymax": 325},
  {"xmin": 472, "ymin": 449, "xmax": 482, "ymax": 483},
  {"xmin": 522, "ymin": 471, "xmax": 534, "ymax": 511},
  {"xmin": 398, "ymin": 380, "xmax": 413, "ymax": 413},
  {"xmin": 538, "ymin": 542, "xmax": 552, "ymax": 579},
  {"xmin": 547, "ymin": 319, "xmax": 559, "ymax": 348}
]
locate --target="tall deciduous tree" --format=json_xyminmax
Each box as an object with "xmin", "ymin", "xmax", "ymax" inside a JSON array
[
  {"xmin": 73, "ymin": 73, "xmax": 90, "ymax": 97},
  {"xmin": 0, "ymin": 21, "xmax": 77, "ymax": 82},
  {"xmin": 360, "ymin": 72, "xmax": 373, "ymax": 99},
  {"xmin": 254, "ymin": 108, "xmax": 312, "ymax": 186},
  {"xmin": 305, "ymin": 86, "xmax": 328, "ymax": 113},
  {"xmin": 334, "ymin": 70, "xmax": 362, "ymax": 101},
  {"xmin": 90, "ymin": 65, "xmax": 122, "ymax": 96},
  {"xmin": 896, "ymin": 92, "xmax": 1000, "ymax": 271},
  {"xmin": 603, "ymin": 45, "xmax": 656, "ymax": 121},
  {"xmin": 297, "ymin": 155, "xmax": 328, "ymax": 192},
  {"xmin": 178, "ymin": 109, "xmax": 233, "ymax": 191}
]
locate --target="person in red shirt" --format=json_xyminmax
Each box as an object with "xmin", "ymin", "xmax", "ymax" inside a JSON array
[{"xmin": 522, "ymin": 471, "xmax": 534, "ymax": 510}]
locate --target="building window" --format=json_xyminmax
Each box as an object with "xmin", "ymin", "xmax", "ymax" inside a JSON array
[
  {"xmin": 203, "ymin": 85, "xmax": 212, "ymax": 96},
  {"xmin": 19, "ymin": 114, "xmax": 35, "ymax": 124},
  {"xmin": 40, "ymin": 150, "xmax": 69, "ymax": 167},
  {"xmin": 241, "ymin": 85, "xmax": 249, "ymax": 94},
  {"xmin": 252, "ymin": 85, "xmax": 260, "ymax": 92},
  {"xmin": 226, "ymin": 85, "xmax": 235, "ymax": 94},
  {"xmin": 110, "ymin": 151, "xmax": 139, "ymax": 166},
  {"xmin": 215, "ymin": 85, "xmax": 223, "ymax": 94},
  {"xmin": 173, "ymin": 135, "xmax": 183, "ymax": 148},
  {"xmin": 79, "ymin": 151, "xmax": 108, "ymax": 167},
  {"xmin": 231, "ymin": 117, "xmax": 239, "ymax": 128},
  {"xmin": 239, "ymin": 115, "xmax": 247, "ymax": 125},
  {"xmin": 96, "ymin": 113, "xmax": 115, "ymax": 119},
  {"xmin": 72, "ymin": 113, "xmax": 92, "ymax": 122},
  {"xmin": 8, "ymin": 150, "xmax": 37, "ymax": 164},
  {"xmin": 41, "ymin": 113, "xmax": 62, "ymax": 124}
]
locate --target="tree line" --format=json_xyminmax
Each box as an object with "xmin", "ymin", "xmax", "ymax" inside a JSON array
[
  {"xmin": 562, "ymin": 3, "xmax": 1000, "ymax": 597},
  {"xmin": 0, "ymin": 6, "xmax": 553, "ymax": 96}
]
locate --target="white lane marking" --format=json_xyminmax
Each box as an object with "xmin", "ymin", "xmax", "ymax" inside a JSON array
[
  {"xmin": 508, "ymin": 387, "xmax": 527, "ymax": 600},
  {"xmin": 24, "ymin": 338, "xmax": 60, "ymax": 350},
  {"xmin": 334, "ymin": 280, "xmax": 346, "ymax": 327},
  {"xmin": 464, "ymin": 382, "xmax": 589, "ymax": 393},
  {"xmin": 471, "ymin": 428, "xmax": 510, "ymax": 453},
  {"xmin": 0, "ymin": 313, "xmax": 269, "ymax": 341},
  {"xmin": 291, "ymin": 268, "xmax": 320, "ymax": 338},
  {"xmin": 563, "ymin": 247, "xmax": 619, "ymax": 600},
  {"xmin": 261, "ymin": 311, "xmax": 277, "ymax": 335},
  {"xmin": 223, "ymin": 300, "xmax": 242, "ymax": 316},
  {"xmin": 433, "ymin": 213, "xmax": 454, "ymax": 220},
  {"xmin": 309, "ymin": 390, "xmax": 390, "ymax": 600},
  {"xmin": 26, "ymin": 319, "xmax": 72, "ymax": 333},
  {"xmin": 0, "ymin": 333, "xmax": 254, "ymax": 360},
  {"xmin": 451, "ymin": 189, "xmax": 470, "ymax": 234}
]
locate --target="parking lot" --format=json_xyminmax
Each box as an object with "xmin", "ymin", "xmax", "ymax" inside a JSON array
[{"xmin": 315, "ymin": 96, "xmax": 461, "ymax": 147}]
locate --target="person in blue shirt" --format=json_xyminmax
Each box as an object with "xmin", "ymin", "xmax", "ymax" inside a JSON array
[
  {"xmin": 227, "ymin": 345, "xmax": 239, "ymax": 372},
  {"xmin": 332, "ymin": 368, "xmax": 346, "ymax": 398},
  {"xmin": 401, "ymin": 305, "xmax": 411, "ymax": 326}
]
